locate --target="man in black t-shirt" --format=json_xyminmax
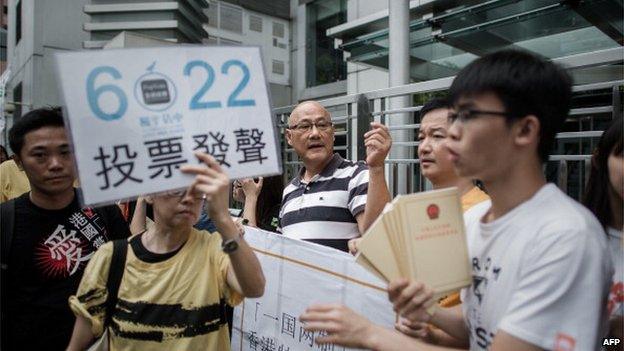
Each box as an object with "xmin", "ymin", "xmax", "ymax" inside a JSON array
[{"xmin": 1, "ymin": 108, "xmax": 130, "ymax": 350}]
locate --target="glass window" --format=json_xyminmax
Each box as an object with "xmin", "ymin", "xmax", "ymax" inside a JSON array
[
  {"xmin": 306, "ymin": 0, "xmax": 346, "ymax": 87},
  {"xmin": 272, "ymin": 59, "xmax": 285, "ymax": 75},
  {"xmin": 250, "ymin": 15, "xmax": 263, "ymax": 32},
  {"xmin": 220, "ymin": 3, "xmax": 242, "ymax": 34},
  {"xmin": 273, "ymin": 21, "xmax": 285, "ymax": 38},
  {"xmin": 12, "ymin": 82, "xmax": 22, "ymax": 119},
  {"xmin": 338, "ymin": 0, "xmax": 622, "ymax": 82},
  {"xmin": 0, "ymin": 29, "xmax": 5, "ymax": 52},
  {"xmin": 15, "ymin": 0, "xmax": 21, "ymax": 44}
]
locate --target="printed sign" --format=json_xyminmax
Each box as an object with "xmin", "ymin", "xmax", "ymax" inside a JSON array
[
  {"xmin": 54, "ymin": 46, "xmax": 281, "ymax": 206},
  {"xmin": 232, "ymin": 227, "xmax": 395, "ymax": 351}
]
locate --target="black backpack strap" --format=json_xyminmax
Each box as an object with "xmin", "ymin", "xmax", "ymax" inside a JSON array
[
  {"xmin": 1, "ymin": 199, "xmax": 16, "ymax": 270},
  {"xmin": 104, "ymin": 239, "xmax": 127, "ymax": 328}
]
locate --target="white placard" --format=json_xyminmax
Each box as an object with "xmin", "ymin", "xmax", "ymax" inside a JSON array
[
  {"xmin": 54, "ymin": 46, "xmax": 281, "ymax": 206},
  {"xmin": 232, "ymin": 228, "xmax": 395, "ymax": 351}
]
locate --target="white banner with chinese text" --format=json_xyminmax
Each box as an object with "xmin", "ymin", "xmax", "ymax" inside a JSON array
[
  {"xmin": 54, "ymin": 46, "xmax": 281, "ymax": 206},
  {"xmin": 232, "ymin": 228, "xmax": 394, "ymax": 351}
]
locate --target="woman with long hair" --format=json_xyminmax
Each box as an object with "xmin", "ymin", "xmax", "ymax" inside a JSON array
[{"xmin": 583, "ymin": 117, "xmax": 623, "ymax": 341}]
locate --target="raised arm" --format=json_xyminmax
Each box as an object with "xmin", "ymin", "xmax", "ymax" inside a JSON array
[
  {"xmin": 129, "ymin": 197, "xmax": 147, "ymax": 235},
  {"xmin": 356, "ymin": 122, "xmax": 392, "ymax": 233},
  {"xmin": 181, "ymin": 152, "xmax": 265, "ymax": 298},
  {"xmin": 239, "ymin": 177, "xmax": 263, "ymax": 227}
]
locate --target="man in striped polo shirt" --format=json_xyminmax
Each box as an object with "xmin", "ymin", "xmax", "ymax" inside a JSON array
[{"xmin": 280, "ymin": 101, "xmax": 391, "ymax": 252}]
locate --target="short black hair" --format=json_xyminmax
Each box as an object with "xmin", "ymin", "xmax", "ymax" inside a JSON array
[
  {"xmin": 448, "ymin": 49, "xmax": 572, "ymax": 163},
  {"xmin": 9, "ymin": 107, "xmax": 65, "ymax": 155},
  {"xmin": 419, "ymin": 98, "xmax": 449, "ymax": 120}
]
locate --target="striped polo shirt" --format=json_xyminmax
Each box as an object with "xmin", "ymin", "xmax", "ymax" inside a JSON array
[{"xmin": 279, "ymin": 153, "xmax": 369, "ymax": 251}]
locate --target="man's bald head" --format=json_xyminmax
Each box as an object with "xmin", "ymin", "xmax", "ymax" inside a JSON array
[
  {"xmin": 285, "ymin": 100, "xmax": 335, "ymax": 169},
  {"xmin": 288, "ymin": 101, "xmax": 330, "ymax": 126}
]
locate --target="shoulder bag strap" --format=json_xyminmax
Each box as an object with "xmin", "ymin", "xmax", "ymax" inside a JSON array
[{"xmin": 104, "ymin": 239, "xmax": 127, "ymax": 328}]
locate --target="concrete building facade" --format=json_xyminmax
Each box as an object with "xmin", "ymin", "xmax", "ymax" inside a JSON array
[
  {"xmin": 3, "ymin": 0, "xmax": 210, "ymax": 149},
  {"xmin": 4, "ymin": 0, "xmax": 90, "ymax": 149},
  {"xmin": 204, "ymin": 0, "xmax": 291, "ymax": 106},
  {"xmin": 83, "ymin": 0, "xmax": 209, "ymax": 49}
]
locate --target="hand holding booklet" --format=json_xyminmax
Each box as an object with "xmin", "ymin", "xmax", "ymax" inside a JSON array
[{"xmin": 355, "ymin": 187, "xmax": 471, "ymax": 298}]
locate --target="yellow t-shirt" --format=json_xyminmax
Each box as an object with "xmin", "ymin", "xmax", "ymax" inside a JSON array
[
  {"xmin": 439, "ymin": 186, "xmax": 489, "ymax": 308},
  {"xmin": 460, "ymin": 185, "xmax": 490, "ymax": 213},
  {"xmin": 0, "ymin": 160, "xmax": 30, "ymax": 203},
  {"xmin": 69, "ymin": 228, "xmax": 242, "ymax": 351}
]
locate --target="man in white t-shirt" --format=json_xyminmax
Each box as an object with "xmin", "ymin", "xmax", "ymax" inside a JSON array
[
  {"xmin": 394, "ymin": 49, "xmax": 613, "ymax": 350},
  {"xmin": 298, "ymin": 50, "xmax": 613, "ymax": 351}
]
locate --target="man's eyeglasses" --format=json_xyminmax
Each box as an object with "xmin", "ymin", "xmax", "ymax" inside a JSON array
[
  {"xmin": 448, "ymin": 109, "xmax": 512, "ymax": 123},
  {"xmin": 163, "ymin": 189, "xmax": 206, "ymax": 200},
  {"xmin": 288, "ymin": 121, "xmax": 333, "ymax": 133}
]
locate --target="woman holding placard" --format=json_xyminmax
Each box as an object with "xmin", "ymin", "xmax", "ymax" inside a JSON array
[{"xmin": 66, "ymin": 152, "xmax": 265, "ymax": 351}]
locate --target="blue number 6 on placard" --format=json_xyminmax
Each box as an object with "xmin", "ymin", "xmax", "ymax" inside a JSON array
[{"xmin": 86, "ymin": 66, "xmax": 128, "ymax": 121}]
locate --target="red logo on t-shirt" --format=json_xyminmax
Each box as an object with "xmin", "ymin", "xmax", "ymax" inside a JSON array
[
  {"xmin": 35, "ymin": 224, "xmax": 93, "ymax": 278},
  {"xmin": 82, "ymin": 207, "xmax": 95, "ymax": 218},
  {"xmin": 426, "ymin": 204, "xmax": 439, "ymax": 220},
  {"xmin": 554, "ymin": 333, "xmax": 576, "ymax": 351}
]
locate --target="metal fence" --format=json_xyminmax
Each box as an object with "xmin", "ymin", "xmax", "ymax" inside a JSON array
[{"xmin": 273, "ymin": 48, "xmax": 623, "ymax": 200}]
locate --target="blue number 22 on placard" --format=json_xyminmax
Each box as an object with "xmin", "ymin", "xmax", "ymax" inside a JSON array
[
  {"xmin": 183, "ymin": 60, "xmax": 222, "ymax": 109},
  {"xmin": 183, "ymin": 59, "xmax": 256, "ymax": 110},
  {"xmin": 221, "ymin": 59, "xmax": 255, "ymax": 107}
]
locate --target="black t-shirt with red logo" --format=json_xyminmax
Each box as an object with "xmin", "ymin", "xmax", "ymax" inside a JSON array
[{"xmin": 5, "ymin": 190, "xmax": 130, "ymax": 350}]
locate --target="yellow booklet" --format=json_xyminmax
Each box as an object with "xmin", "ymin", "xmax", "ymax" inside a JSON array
[{"xmin": 356, "ymin": 187, "xmax": 471, "ymax": 297}]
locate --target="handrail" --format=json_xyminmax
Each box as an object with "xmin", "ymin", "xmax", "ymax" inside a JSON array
[{"xmin": 273, "ymin": 49, "xmax": 623, "ymax": 115}]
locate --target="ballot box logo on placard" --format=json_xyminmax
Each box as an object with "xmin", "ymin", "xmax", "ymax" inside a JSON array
[
  {"xmin": 427, "ymin": 203, "xmax": 440, "ymax": 220},
  {"xmin": 141, "ymin": 79, "xmax": 170, "ymax": 104},
  {"xmin": 134, "ymin": 62, "xmax": 178, "ymax": 112}
]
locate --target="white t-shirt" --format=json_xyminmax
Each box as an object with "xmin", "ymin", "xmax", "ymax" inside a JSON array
[
  {"xmin": 607, "ymin": 227, "xmax": 623, "ymax": 317},
  {"xmin": 461, "ymin": 184, "xmax": 613, "ymax": 350}
]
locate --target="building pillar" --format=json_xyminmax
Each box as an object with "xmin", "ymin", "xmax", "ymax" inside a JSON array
[{"xmin": 388, "ymin": 0, "xmax": 410, "ymax": 195}]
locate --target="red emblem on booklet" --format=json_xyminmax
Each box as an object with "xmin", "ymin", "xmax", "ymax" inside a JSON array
[{"xmin": 426, "ymin": 204, "xmax": 440, "ymax": 220}]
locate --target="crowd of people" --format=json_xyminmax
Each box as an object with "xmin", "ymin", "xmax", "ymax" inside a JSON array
[{"xmin": 0, "ymin": 48, "xmax": 621, "ymax": 351}]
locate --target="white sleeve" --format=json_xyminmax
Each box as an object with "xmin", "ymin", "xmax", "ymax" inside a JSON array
[
  {"xmin": 347, "ymin": 166, "xmax": 369, "ymax": 216},
  {"xmin": 497, "ymin": 225, "xmax": 612, "ymax": 350}
]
